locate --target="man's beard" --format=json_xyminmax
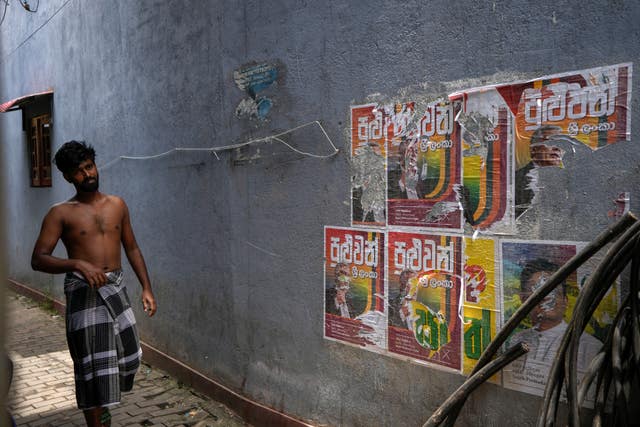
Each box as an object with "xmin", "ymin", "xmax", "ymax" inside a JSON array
[{"xmin": 78, "ymin": 176, "xmax": 99, "ymax": 192}]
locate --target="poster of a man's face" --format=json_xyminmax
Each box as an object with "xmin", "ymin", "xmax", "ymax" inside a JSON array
[
  {"xmin": 502, "ymin": 242, "xmax": 576, "ymax": 329},
  {"xmin": 324, "ymin": 227, "xmax": 387, "ymax": 352},
  {"xmin": 500, "ymin": 240, "xmax": 613, "ymax": 402},
  {"xmin": 518, "ymin": 259, "xmax": 568, "ymax": 331},
  {"xmin": 388, "ymin": 269, "xmax": 417, "ymax": 329},
  {"xmin": 527, "ymin": 125, "xmax": 566, "ymax": 168}
]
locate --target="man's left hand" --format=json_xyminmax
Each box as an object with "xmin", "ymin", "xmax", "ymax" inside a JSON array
[{"xmin": 141, "ymin": 290, "xmax": 157, "ymax": 317}]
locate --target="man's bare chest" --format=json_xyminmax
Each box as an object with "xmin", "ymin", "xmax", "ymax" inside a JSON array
[{"xmin": 62, "ymin": 206, "xmax": 123, "ymax": 239}]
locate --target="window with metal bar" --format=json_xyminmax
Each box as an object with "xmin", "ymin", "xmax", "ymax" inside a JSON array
[{"xmin": 28, "ymin": 114, "xmax": 52, "ymax": 187}]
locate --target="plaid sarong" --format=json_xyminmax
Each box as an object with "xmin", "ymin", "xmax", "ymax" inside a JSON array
[{"xmin": 64, "ymin": 270, "xmax": 142, "ymax": 409}]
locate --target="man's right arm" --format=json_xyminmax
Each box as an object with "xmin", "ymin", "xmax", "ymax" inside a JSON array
[{"xmin": 31, "ymin": 206, "xmax": 107, "ymax": 287}]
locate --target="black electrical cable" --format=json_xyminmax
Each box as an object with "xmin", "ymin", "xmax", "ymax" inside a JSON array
[
  {"xmin": 423, "ymin": 212, "xmax": 639, "ymax": 427},
  {"xmin": 547, "ymin": 234, "xmax": 638, "ymax": 426},
  {"xmin": 423, "ymin": 343, "xmax": 529, "ymax": 427},
  {"xmin": 20, "ymin": 0, "xmax": 38, "ymax": 12},
  {"xmin": 0, "ymin": 0, "xmax": 8, "ymax": 26},
  {"xmin": 541, "ymin": 230, "xmax": 640, "ymax": 426},
  {"xmin": 434, "ymin": 213, "xmax": 638, "ymax": 427},
  {"xmin": 563, "ymin": 228, "xmax": 640, "ymax": 427}
]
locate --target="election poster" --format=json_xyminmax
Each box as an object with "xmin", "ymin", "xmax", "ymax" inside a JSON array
[
  {"xmin": 499, "ymin": 240, "xmax": 616, "ymax": 400},
  {"xmin": 512, "ymin": 63, "xmax": 632, "ymax": 162},
  {"xmin": 387, "ymin": 231, "xmax": 462, "ymax": 370},
  {"xmin": 450, "ymin": 89, "xmax": 513, "ymax": 232},
  {"xmin": 351, "ymin": 103, "xmax": 415, "ymax": 227},
  {"xmin": 324, "ymin": 226, "xmax": 387, "ymax": 352},
  {"xmin": 387, "ymin": 99, "xmax": 463, "ymax": 231},
  {"xmin": 511, "ymin": 63, "xmax": 632, "ymax": 217},
  {"xmin": 462, "ymin": 237, "xmax": 500, "ymax": 380}
]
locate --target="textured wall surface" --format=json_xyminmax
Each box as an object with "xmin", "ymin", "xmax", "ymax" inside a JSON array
[{"xmin": 1, "ymin": 1, "xmax": 640, "ymax": 426}]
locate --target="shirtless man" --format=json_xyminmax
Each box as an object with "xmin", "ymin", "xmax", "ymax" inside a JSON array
[{"xmin": 31, "ymin": 140, "xmax": 157, "ymax": 427}]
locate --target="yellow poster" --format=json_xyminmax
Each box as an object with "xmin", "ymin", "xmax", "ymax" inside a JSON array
[{"xmin": 462, "ymin": 237, "xmax": 500, "ymax": 379}]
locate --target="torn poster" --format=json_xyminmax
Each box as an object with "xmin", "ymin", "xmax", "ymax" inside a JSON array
[
  {"xmin": 387, "ymin": 99, "xmax": 464, "ymax": 231},
  {"xmin": 512, "ymin": 63, "xmax": 632, "ymax": 216},
  {"xmin": 324, "ymin": 226, "xmax": 387, "ymax": 352},
  {"xmin": 452, "ymin": 89, "xmax": 513, "ymax": 232},
  {"xmin": 462, "ymin": 237, "xmax": 500, "ymax": 381},
  {"xmin": 387, "ymin": 231, "xmax": 462, "ymax": 371},
  {"xmin": 514, "ymin": 63, "xmax": 632, "ymax": 155},
  {"xmin": 452, "ymin": 63, "xmax": 632, "ymax": 221},
  {"xmin": 351, "ymin": 103, "xmax": 415, "ymax": 227},
  {"xmin": 234, "ymin": 62, "xmax": 278, "ymax": 120},
  {"xmin": 499, "ymin": 240, "xmax": 617, "ymax": 402}
]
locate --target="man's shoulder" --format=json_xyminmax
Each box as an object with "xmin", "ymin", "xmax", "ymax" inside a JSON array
[
  {"xmin": 509, "ymin": 327, "xmax": 538, "ymax": 346},
  {"xmin": 104, "ymin": 194, "xmax": 125, "ymax": 205},
  {"xmin": 579, "ymin": 330, "xmax": 603, "ymax": 348},
  {"xmin": 49, "ymin": 199, "xmax": 76, "ymax": 213},
  {"xmin": 48, "ymin": 194, "xmax": 126, "ymax": 212}
]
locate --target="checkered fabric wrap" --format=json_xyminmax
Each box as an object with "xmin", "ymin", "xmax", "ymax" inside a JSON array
[{"xmin": 64, "ymin": 270, "xmax": 142, "ymax": 409}]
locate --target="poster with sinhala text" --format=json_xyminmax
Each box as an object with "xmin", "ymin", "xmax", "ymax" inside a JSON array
[
  {"xmin": 512, "ymin": 63, "xmax": 632, "ymax": 217},
  {"xmin": 500, "ymin": 240, "xmax": 617, "ymax": 401},
  {"xmin": 451, "ymin": 89, "xmax": 513, "ymax": 232},
  {"xmin": 351, "ymin": 103, "xmax": 415, "ymax": 227},
  {"xmin": 454, "ymin": 63, "xmax": 632, "ymax": 220},
  {"xmin": 387, "ymin": 99, "xmax": 463, "ymax": 231},
  {"xmin": 462, "ymin": 237, "xmax": 500, "ymax": 380},
  {"xmin": 387, "ymin": 231, "xmax": 462, "ymax": 370},
  {"xmin": 324, "ymin": 226, "xmax": 386, "ymax": 352}
]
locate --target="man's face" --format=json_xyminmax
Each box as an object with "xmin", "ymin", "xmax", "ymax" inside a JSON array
[
  {"xmin": 335, "ymin": 264, "xmax": 350, "ymax": 287},
  {"xmin": 529, "ymin": 125, "xmax": 565, "ymax": 167},
  {"xmin": 520, "ymin": 270, "xmax": 567, "ymax": 330},
  {"xmin": 66, "ymin": 159, "xmax": 99, "ymax": 192},
  {"xmin": 530, "ymin": 143, "xmax": 565, "ymax": 167},
  {"xmin": 399, "ymin": 270, "xmax": 417, "ymax": 295}
]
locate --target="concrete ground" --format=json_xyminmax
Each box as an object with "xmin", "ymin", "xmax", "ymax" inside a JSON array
[{"xmin": 5, "ymin": 292, "xmax": 252, "ymax": 427}]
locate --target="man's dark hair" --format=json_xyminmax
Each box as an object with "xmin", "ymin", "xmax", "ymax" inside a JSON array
[
  {"xmin": 530, "ymin": 125, "xmax": 561, "ymax": 145},
  {"xmin": 520, "ymin": 257, "xmax": 566, "ymax": 296},
  {"xmin": 332, "ymin": 263, "xmax": 348, "ymax": 288},
  {"xmin": 399, "ymin": 269, "xmax": 416, "ymax": 291},
  {"xmin": 54, "ymin": 140, "xmax": 96, "ymax": 174}
]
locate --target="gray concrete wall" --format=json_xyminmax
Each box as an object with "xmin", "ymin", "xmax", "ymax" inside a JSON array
[{"xmin": 1, "ymin": 1, "xmax": 639, "ymax": 425}]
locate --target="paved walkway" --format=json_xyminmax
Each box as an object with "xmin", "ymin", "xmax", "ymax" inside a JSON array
[{"xmin": 6, "ymin": 292, "xmax": 250, "ymax": 427}]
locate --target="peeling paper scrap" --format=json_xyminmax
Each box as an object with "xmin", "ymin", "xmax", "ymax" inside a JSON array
[
  {"xmin": 234, "ymin": 62, "xmax": 278, "ymax": 121},
  {"xmin": 608, "ymin": 192, "xmax": 630, "ymax": 219},
  {"xmin": 350, "ymin": 104, "xmax": 390, "ymax": 227},
  {"xmin": 233, "ymin": 62, "xmax": 278, "ymax": 94}
]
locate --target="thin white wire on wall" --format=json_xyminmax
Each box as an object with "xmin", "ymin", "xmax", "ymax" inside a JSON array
[
  {"xmin": 99, "ymin": 120, "xmax": 340, "ymax": 171},
  {"xmin": 2, "ymin": 0, "xmax": 71, "ymax": 60}
]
